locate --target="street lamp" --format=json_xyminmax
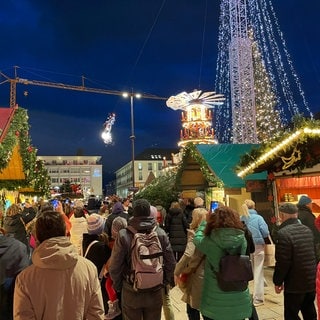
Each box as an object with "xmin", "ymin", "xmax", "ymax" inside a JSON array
[{"xmin": 122, "ymin": 91, "xmax": 141, "ymax": 189}]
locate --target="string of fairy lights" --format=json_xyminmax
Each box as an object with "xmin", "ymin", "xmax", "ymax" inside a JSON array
[{"xmin": 214, "ymin": 0, "xmax": 313, "ymax": 144}]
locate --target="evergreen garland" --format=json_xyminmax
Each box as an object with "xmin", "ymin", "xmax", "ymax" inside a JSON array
[{"xmin": 0, "ymin": 107, "xmax": 51, "ymax": 195}]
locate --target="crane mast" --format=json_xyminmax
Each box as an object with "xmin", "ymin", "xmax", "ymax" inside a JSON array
[{"xmin": 228, "ymin": 0, "xmax": 257, "ymax": 143}]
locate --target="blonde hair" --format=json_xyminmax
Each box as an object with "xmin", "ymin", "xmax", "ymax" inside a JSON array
[
  {"xmin": 241, "ymin": 203, "xmax": 250, "ymax": 217},
  {"xmin": 170, "ymin": 201, "xmax": 181, "ymax": 209},
  {"xmin": 194, "ymin": 197, "xmax": 204, "ymax": 207},
  {"xmin": 244, "ymin": 199, "xmax": 255, "ymax": 209},
  {"xmin": 190, "ymin": 207, "xmax": 207, "ymax": 230}
]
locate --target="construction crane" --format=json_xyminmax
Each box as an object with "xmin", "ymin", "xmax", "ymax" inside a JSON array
[
  {"xmin": 0, "ymin": 66, "xmax": 168, "ymax": 189},
  {"xmin": 0, "ymin": 67, "xmax": 167, "ymax": 108}
]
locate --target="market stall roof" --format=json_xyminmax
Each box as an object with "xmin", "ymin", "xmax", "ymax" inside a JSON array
[
  {"xmin": 196, "ymin": 144, "xmax": 267, "ymax": 188},
  {"xmin": 0, "ymin": 107, "xmax": 15, "ymax": 142},
  {"xmin": 237, "ymin": 126, "xmax": 320, "ymax": 178}
]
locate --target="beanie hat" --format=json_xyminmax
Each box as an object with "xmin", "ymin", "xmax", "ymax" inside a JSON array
[
  {"xmin": 87, "ymin": 214, "xmax": 105, "ymax": 235},
  {"xmin": 297, "ymin": 195, "xmax": 312, "ymax": 206},
  {"xmin": 111, "ymin": 216, "xmax": 127, "ymax": 239},
  {"xmin": 278, "ymin": 202, "xmax": 298, "ymax": 215},
  {"xmin": 133, "ymin": 199, "xmax": 150, "ymax": 217},
  {"xmin": 112, "ymin": 201, "xmax": 124, "ymax": 214}
]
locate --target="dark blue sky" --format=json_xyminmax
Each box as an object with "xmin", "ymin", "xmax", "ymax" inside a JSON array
[{"xmin": 0, "ymin": 1, "xmax": 319, "ymax": 178}]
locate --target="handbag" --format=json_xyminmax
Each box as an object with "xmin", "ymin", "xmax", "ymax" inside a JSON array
[
  {"xmin": 213, "ymin": 254, "xmax": 253, "ymax": 292},
  {"xmin": 264, "ymin": 236, "xmax": 276, "ymax": 267}
]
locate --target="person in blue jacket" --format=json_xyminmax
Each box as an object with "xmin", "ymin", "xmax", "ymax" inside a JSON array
[{"xmin": 241, "ymin": 199, "xmax": 270, "ymax": 307}]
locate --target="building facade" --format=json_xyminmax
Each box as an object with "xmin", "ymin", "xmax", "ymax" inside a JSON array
[
  {"xmin": 115, "ymin": 148, "xmax": 179, "ymax": 198},
  {"xmin": 37, "ymin": 155, "xmax": 103, "ymax": 198}
]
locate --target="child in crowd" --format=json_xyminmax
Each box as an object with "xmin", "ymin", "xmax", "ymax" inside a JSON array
[{"xmin": 104, "ymin": 216, "xmax": 128, "ymax": 319}]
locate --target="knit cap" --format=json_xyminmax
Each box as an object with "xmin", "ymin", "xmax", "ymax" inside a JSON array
[
  {"xmin": 87, "ymin": 214, "xmax": 105, "ymax": 234},
  {"xmin": 111, "ymin": 216, "xmax": 127, "ymax": 239},
  {"xmin": 133, "ymin": 199, "xmax": 150, "ymax": 217},
  {"xmin": 297, "ymin": 195, "xmax": 312, "ymax": 206}
]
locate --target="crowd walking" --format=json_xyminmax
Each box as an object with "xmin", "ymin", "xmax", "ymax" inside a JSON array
[{"xmin": 1, "ymin": 195, "xmax": 320, "ymax": 320}]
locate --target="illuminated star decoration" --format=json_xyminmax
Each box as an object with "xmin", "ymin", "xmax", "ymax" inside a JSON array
[
  {"xmin": 166, "ymin": 90, "xmax": 225, "ymax": 111},
  {"xmin": 101, "ymin": 113, "xmax": 116, "ymax": 145}
]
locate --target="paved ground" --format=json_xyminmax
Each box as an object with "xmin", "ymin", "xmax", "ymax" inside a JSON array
[{"xmin": 163, "ymin": 267, "xmax": 285, "ymax": 320}]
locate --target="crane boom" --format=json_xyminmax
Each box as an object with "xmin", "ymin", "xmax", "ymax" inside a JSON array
[{"xmin": 0, "ymin": 71, "xmax": 167, "ymax": 108}]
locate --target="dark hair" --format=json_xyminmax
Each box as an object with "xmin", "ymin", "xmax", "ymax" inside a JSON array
[
  {"xmin": 36, "ymin": 210, "xmax": 66, "ymax": 243},
  {"xmin": 204, "ymin": 206, "xmax": 243, "ymax": 236}
]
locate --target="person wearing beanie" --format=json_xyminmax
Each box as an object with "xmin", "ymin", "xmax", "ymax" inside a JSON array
[
  {"xmin": 104, "ymin": 216, "xmax": 128, "ymax": 320},
  {"xmin": 109, "ymin": 198, "xmax": 176, "ymax": 320},
  {"xmin": 297, "ymin": 195, "xmax": 320, "ymax": 260},
  {"xmin": 104, "ymin": 201, "xmax": 128, "ymax": 239},
  {"xmin": 87, "ymin": 214, "xmax": 106, "ymax": 235},
  {"xmin": 82, "ymin": 214, "xmax": 111, "ymax": 314},
  {"xmin": 150, "ymin": 205, "xmax": 176, "ymax": 320},
  {"xmin": 273, "ymin": 202, "xmax": 317, "ymax": 319}
]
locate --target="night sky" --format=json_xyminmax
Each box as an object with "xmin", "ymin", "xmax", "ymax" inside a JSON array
[{"xmin": 0, "ymin": 1, "xmax": 319, "ymax": 180}]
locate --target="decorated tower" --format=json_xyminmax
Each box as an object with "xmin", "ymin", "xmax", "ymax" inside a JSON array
[{"xmin": 166, "ymin": 90, "xmax": 224, "ymax": 147}]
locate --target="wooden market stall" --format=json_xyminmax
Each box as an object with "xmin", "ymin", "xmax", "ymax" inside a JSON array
[{"xmin": 237, "ymin": 121, "xmax": 320, "ymax": 217}]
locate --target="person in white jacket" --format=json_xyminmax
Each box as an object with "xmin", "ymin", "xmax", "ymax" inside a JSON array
[
  {"xmin": 70, "ymin": 207, "xmax": 89, "ymax": 255},
  {"xmin": 13, "ymin": 210, "xmax": 104, "ymax": 320}
]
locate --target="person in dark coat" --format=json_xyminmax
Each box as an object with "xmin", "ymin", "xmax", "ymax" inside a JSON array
[
  {"xmin": 104, "ymin": 201, "xmax": 129, "ymax": 239},
  {"xmin": 273, "ymin": 202, "xmax": 317, "ymax": 320},
  {"xmin": 109, "ymin": 199, "xmax": 176, "ymax": 320},
  {"xmin": 297, "ymin": 195, "xmax": 320, "ymax": 261},
  {"xmin": 3, "ymin": 204, "xmax": 28, "ymax": 249},
  {"xmin": 165, "ymin": 201, "xmax": 188, "ymax": 261},
  {"xmin": 82, "ymin": 214, "xmax": 112, "ymax": 316},
  {"xmin": 0, "ymin": 228, "xmax": 29, "ymax": 320}
]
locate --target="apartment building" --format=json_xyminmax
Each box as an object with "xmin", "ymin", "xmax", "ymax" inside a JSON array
[
  {"xmin": 115, "ymin": 148, "xmax": 179, "ymax": 198},
  {"xmin": 37, "ymin": 155, "xmax": 103, "ymax": 198}
]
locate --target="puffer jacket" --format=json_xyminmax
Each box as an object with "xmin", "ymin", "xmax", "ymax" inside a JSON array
[
  {"xmin": 165, "ymin": 207, "xmax": 188, "ymax": 253},
  {"xmin": 241, "ymin": 209, "xmax": 269, "ymax": 245},
  {"xmin": 109, "ymin": 215, "xmax": 176, "ymax": 292},
  {"xmin": 194, "ymin": 221, "xmax": 252, "ymax": 320},
  {"xmin": 273, "ymin": 218, "xmax": 316, "ymax": 293},
  {"xmin": 14, "ymin": 236, "xmax": 104, "ymax": 320}
]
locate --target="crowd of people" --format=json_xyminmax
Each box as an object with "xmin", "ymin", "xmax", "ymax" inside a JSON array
[{"xmin": 0, "ymin": 194, "xmax": 319, "ymax": 320}]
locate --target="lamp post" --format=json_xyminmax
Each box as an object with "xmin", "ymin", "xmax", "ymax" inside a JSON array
[{"xmin": 123, "ymin": 91, "xmax": 141, "ymax": 189}]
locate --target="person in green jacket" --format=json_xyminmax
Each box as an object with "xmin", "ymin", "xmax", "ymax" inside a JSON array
[{"xmin": 194, "ymin": 205, "xmax": 252, "ymax": 320}]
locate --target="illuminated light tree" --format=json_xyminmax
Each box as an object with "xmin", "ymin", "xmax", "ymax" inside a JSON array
[
  {"xmin": 250, "ymin": 30, "xmax": 283, "ymax": 142},
  {"xmin": 214, "ymin": 0, "xmax": 313, "ymax": 143},
  {"xmin": 166, "ymin": 90, "xmax": 224, "ymax": 147}
]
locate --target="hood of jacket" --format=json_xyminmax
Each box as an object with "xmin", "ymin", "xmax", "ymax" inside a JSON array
[
  {"xmin": 128, "ymin": 216, "xmax": 156, "ymax": 232},
  {"xmin": 168, "ymin": 207, "xmax": 183, "ymax": 216},
  {"xmin": 4, "ymin": 214, "xmax": 22, "ymax": 227},
  {"xmin": 32, "ymin": 236, "xmax": 78, "ymax": 270},
  {"xmin": 0, "ymin": 234, "xmax": 15, "ymax": 256},
  {"xmin": 210, "ymin": 228, "xmax": 246, "ymax": 254}
]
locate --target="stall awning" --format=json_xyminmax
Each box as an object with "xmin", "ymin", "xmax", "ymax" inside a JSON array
[{"xmin": 196, "ymin": 144, "xmax": 267, "ymax": 188}]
